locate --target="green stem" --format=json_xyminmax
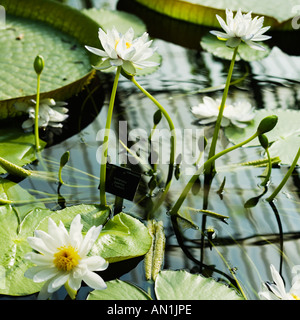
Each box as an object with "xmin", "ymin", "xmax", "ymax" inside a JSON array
[
  {"xmin": 206, "ymin": 46, "xmax": 239, "ymax": 174},
  {"xmin": 100, "ymin": 66, "xmax": 121, "ymax": 206},
  {"xmin": 130, "ymin": 77, "xmax": 176, "ymax": 215},
  {"xmin": 266, "ymin": 147, "xmax": 300, "ymax": 202},
  {"xmin": 260, "ymin": 148, "xmax": 272, "ymax": 187},
  {"xmin": 35, "ymin": 73, "xmax": 41, "ymax": 151},
  {"xmin": 169, "ymin": 131, "xmax": 259, "ymax": 216}
]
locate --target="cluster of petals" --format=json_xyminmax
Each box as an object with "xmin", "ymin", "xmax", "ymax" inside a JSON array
[
  {"xmin": 25, "ymin": 214, "xmax": 108, "ymax": 300},
  {"xmin": 191, "ymin": 96, "xmax": 255, "ymax": 128},
  {"xmin": 14, "ymin": 98, "xmax": 68, "ymax": 131},
  {"xmin": 210, "ymin": 8, "xmax": 271, "ymax": 51},
  {"xmin": 259, "ymin": 264, "xmax": 300, "ymax": 300},
  {"xmin": 85, "ymin": 26, "xmax": 159, "ymax": 74}
]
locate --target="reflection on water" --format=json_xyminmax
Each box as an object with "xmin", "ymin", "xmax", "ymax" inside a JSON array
[{"xmin": 11, "ymin": 0, "xmax": 300, "ymax": 299}]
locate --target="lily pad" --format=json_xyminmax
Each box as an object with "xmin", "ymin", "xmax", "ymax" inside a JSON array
[
  {"xmin": 155, "ymin": 270, "xmax": 244, "ymax": 300},
  {"xmin": 0, "ymin": 180, "xmax": 150, "ymax": 296},
  {"xmin": 134, "ymin": 0, "xmax": 297, "ymax": 30},
  {"xmin": 88, "ymin": 270, "xmax": 244, "ymax": 300},
  {"xmin": 0, "ymin": 123, "xmax": 46, "ymax": 174},
  {"xmin": 0, "ymin": 0, "xmax": 101, "ymax": 119},
  {"xmin": 87, "ymin": 279, "xmax": 152, "ymax": 300},
  {"xmin": 82, "ymin": 8, "xmax": 147, "ymax": 36},
  {"xmin": 91, "ymin": 212, "xmax": 152, "ymax": 263},
  {"xmin": 225, "ymin": 109, "xmax": 300, "ymax": 165},
  {"xmin": 200, "ymin": 34, "xmax": 270, "ymax": 61}
]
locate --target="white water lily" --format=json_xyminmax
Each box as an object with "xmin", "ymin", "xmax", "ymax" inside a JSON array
[
  {"xmin": 191, "ymin": 96, "xmax": 255, "ymax": 128},
  {"xmin": 85, "ymin": 26, "xmax": 159, "ymax": 74},
  {"xmin": 259, "ymin": 264, "xmax": 300, "ymax": 300},
  {"xmin": 210, "ymin": 8, "xmax": 271, "ymax": 51},
  {"xmin": 14, "ymin": 98, "xmax": 68, "ymax": 131},
  {"xmin": 25, "ymin": 214, "xmax": 108, "ymax": 300}
]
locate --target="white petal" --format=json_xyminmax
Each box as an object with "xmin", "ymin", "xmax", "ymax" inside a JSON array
[
  {"xmin": 209, "ymin": 30, "xmax": 231, "ymax": 39},
  {"xmin": 69, "ymin": 214, "xmax": 83, "ymax": 249},
  {"xmin": 47, "ymin": 272, "xmax": 69, "ymax": 293},
  {"xmin": 33, "ymin": 268, "xmax": 58, "ymax": 283},
  {"xmin": 27, "ymin": 236, "xmax": 54, "ymax": 255},
  {"xmin": 85, "ymin": 45, "xmax": 108, "ymax": 57},
  {"xmin": 82, "ymin": 256, "xmax": 109, "ymax": 271},
  {"xmin": 24, "ymin": 252, "xmax": 53, "ymax": 266},
  {"xmin": 82, "ymin": 270, "xmax": 107, "ymax": 290}
]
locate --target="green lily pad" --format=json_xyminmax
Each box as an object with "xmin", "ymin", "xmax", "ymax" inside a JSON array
[
  {"xmin": 0, "ymin": 177, "xmax": 151, "ymax": 296},
  {"xmin": 0, "ymin": 123, "xmax": 46, "ymax": 174},
  {"xmin": 91, "ymin": 212, "xmax": 152, "ymax": 263},
  {"xmin": 225, "ymin": 109, "xmax": 300, "ymax": 165},
  {"xmin": 134, "ymin": 0, "xmax": 296, "ymax": 30},
  {"xmin": 201, "ymin": 34, "xmax": 270, "ymax": 61},
  {"xmin": 155, "ymin": 270, "xmax": 244, "ymax": 300},
  {"xmin": 87, "ymin": 279, "xmax": 152, "ymax": 300},
  {"xmin": 0, "ymin": 0, "xmax": 102, "ymax": 119},
  {"xmin": 88, "ymin": 270, "xmax": 244, "ymax": 300},
  {"xmin": 82, "ymin": 8, "xmax": 147, "ymax": 36}
]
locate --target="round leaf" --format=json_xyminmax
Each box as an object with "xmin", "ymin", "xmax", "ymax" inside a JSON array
[
  {"xmin": 0, "ymin": 0, "xmax": 102, "ymax": 119},
  {"xmin": 154, "ymin": 270, "xmax": 244, "ymax": 300},
  {"xmin": 135, "ymin": 0, "xmax": 297, "ymax": 30},
  {"xmin": 200, "ymin": 34, "xmax": 270, "ymax": 61},
  {"xmin": 0, "ymin": 123, "xmax": 46, "ymax": 174},
  {"xmin": 91, "ymin": 212, "xmax": 152, "ymax": 263},
  {"xmin": 87, "ymin": 279, "xmax": 151, "ymax": 300}
]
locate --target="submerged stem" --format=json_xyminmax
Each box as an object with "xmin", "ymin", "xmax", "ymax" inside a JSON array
[
  {"xmin": 169, "ymin": 131, "xmax": 259, "ymax": 216},
  {"xmin": 100, "ymin": 66, "xmax": 121, "ymax": 207},
  {"xmin": 130, "ymin": 77, "xmax": 176, "ymax": 216},
  {"xmin": 206, "ymin": 46, "xmax": 239, "ymax": 176}
]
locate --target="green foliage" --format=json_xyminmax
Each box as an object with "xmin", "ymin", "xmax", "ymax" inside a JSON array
[
  {"xmin": 201, "ymin": 34, "xmax": 270, "ymax": 61},
  {"xmin": 0, "ymin": 124, "xmax": 46, "ymax": 174},
  {"xmin": 0, "ymin": 177, "xmax": 152, "ymax": 296},
  {"xmin": 0, "ymin": 0, "xmax": 101, "ymax": 119},
  {"xmin": 134, "ymin": 0, "xmax": 297, "ymax": 30},
  {"xmin": 88, "ymin": 270, "xmax": 244, "ymax": 300}
]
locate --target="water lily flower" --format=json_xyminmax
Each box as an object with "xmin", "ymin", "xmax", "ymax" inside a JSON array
[
  {"xmin": 14, "ymin": 98, "xmax": 68, "ymax": 131},
  {"xmin": 210, "ymin": 8, "xmax": 271, "ymax": 51},
  {"xmin": 85, "ymin": 26, "xmax": 159, "ymax": 74},
  {"xmin": 25, "ymin": 214, "xmax": 108, "ymax": 300},
  {"xmin": 191, "ymin": 96, "xmax": 255, "ymax": 128},
  {"xmin": 258, "ymin": 264, "xmax": 300, "ymax": 300}
]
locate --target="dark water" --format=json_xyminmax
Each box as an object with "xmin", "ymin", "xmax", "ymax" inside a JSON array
[{"xmin": 2, "ymin": 0, "xmax": 300, "ymax": 300}]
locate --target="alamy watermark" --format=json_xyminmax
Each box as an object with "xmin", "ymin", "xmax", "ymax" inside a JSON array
[
  {"xmin": 0, "ymin": 5, "xmax": 5, "ymax": 30},
  {"xmin": 96, "ymin": 121, "xmax": 206, "ymax": 175},
  {"xmin": 292, "ymin": 5, "xmax": 300, "ymax": 29}
]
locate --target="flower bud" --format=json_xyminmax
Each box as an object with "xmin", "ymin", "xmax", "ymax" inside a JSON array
[
  {"xmin": 256, "ymin": 115, "xmax": 278, "ymax": 135},
  {"xmin": 153, "ymin": 110, "xmax": 162, "ymax": 126},
  {"xmin": 34, "ymin": 55, "xmax": 45, "ymax": 75},
  {"xmin": 258, "ymin": 134, "xmax": 269, "ymax": 150}
]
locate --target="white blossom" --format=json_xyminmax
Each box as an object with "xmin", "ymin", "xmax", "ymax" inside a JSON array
[
  {"xmin": 85, "ymin": 26, "xmax": 159, "ymax": 74},
  {"xmin": 259, "ymin": 264, "xmax": 300, "ymax": 300},
  {"xmin": 191, "ymin": 96, "xmax": 255, "ymax": 128},
  {"xmin": 25, "ymin": 214, "xmax": 108, "ymax": 300},
  {"xmin": 210, "ymin": 8, "xmax": 271, "ymax": 51},
  {"xmin": 14, "ymin": 98, "xmax": 68, "ymax": 131}
]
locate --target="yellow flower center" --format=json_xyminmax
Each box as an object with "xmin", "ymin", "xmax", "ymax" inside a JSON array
[
  {"xmin": 291, "ymin": 294, "xmax": 300, "ymax": 300},
  {"xmin": 53, "ymin": 245, "xmax": 81, "ymax": 272}
]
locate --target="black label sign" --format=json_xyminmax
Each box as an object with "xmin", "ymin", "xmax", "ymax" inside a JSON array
[{"xmin": 104, "ymin": 164, "xmax": 141, "ymax": 201}]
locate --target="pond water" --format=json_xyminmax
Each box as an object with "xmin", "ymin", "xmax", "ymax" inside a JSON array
[{"xmin": 2, "ymin": 0, "xmax": 300, "ymax": 300}]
